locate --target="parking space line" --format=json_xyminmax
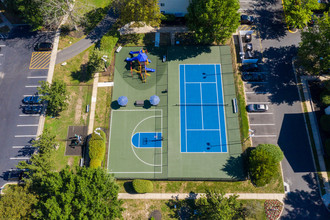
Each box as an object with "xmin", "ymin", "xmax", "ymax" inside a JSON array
[
  {"xmin": 10, "ymin": 157, "xmax": 31, "ymax": 160},
  {"xmin": 17, "ymin": 124, "xmax": 38, "ymax": 127},
  {"xmin": 248, "ymin": 112, "xmax": 273, "ymax": 115},
  {"xmin": 25, "ymin": 85, "xmax": 41, "ymax": 88},
  {"xmin": 247, "ymin": 101, "xmax": 271, "ymax": 104},
  {"xmin": 12, "ymin": 146, "xmax": 32, "ymax": 148},
  {"xmin": 19, "ymin": 114, "xmax": 40, "ymax": 117},
  {"xmin": 250, "ymin": 124, "xmax": 275, "ymax": 126},
  {"xmin": 27, "ymin": 76, "xmax": 47, "ymax": 79},
  {"xmin": 245, "ymin": 91, "xmax": 269, "ymax": 94},
  {"xmin": 253, "ymin": 135, "xmax": 277, "ymax": 137},
  {"xmin": 14, "ymin": 135, "xmax": 37, "ymax": 137}
]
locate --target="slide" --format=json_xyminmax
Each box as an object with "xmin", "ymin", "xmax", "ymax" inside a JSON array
[
  {"xmin": 125, "ymin": 57, "xmax": 138, "ymax": 62},
  {"xmin": 145, "ymin": 67, "xmax": 155, "ymax": 72}
]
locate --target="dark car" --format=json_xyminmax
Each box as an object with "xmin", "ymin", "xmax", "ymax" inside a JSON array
[
  {"xmin": 241, "ymin": 72, "xmax": 266, "ymax": 82},
  {"xmin": 241, "ymin": 15, "xmax": 254, "ymax": 25},
  {"xmin": 245, "ymin": 33, "xmax": 252, "ymax": 42},
  {"xmin": 241, "ymin": 63, "xmax": 259, "ymax": 72},
  {"xmin": 246, "ymin": 104, "xmax": 269, "ymax": 112},
  {"xmin": 7, "ymin": 169, "xmax": 28, "ymax": 181},
  {"xmin": 23, "ymin": 105, "xmax": 43, "ymax": 114},
  {"xmin": 23, "ymin": 95, "xmax": 42, "ymax": 104},
  {"xmin": 34, "ymin": 42, "xmax": 53, "ymax": 51}
]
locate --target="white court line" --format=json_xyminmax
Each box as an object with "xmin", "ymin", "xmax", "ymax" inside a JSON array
[
  {"xmin": 25, "ymin": 85, "xmax": 40, "ymax": 88},
  {"xmin": 214, "ymin": 64, "xmax": 222, "ymax": 151},
  {"xmin": 184, "ymin": 65, "xmax": 187, "ymax": 153},
  {"xmin": 200, "ymin": 83, "xmax": 204, "ymax": 129},
  {"xmin": 248, "ymin": 112, "xmax": 273, "ymax": 115},
  {"xmin": 253, "ymin": 135, "xmax": 277, "ymax": 137},
  {"xmin": 250, "ymin": 124, "xmax": 275, "ymax": 126},
  {"xmin": 14, "ymin": 135, "xmax": 37, "ymax": 138},
  {"xmin": 185, "ymin": 82, "xmax": 216, "ymax": 84},
  {"xmin": 10, "ymin": 157, "xmax": 30, "ymax": 160},
  {"xmin": 187, "ymin": 129, "xmax": 220, "ymax": 131},
  {"xmin": 19, "ymin": 114, "xmax": 40, "ymax": 117},
  {"xmin": 17, "ymin": 124, "xmax": 38, "ymax": 127},
  {"xmin": 27, "ymin": 76, "xmax": 47, "ymax": 79}
]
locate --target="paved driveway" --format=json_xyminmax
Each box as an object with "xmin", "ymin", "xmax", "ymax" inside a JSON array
[{"xmin": 0, "ymin": 27, "xmax": 54, "ymax": 187}]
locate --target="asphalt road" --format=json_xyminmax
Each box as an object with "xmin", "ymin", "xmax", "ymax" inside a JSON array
[
  {"xmin": 241, "ymin": 0, "xmax": 330, "ymax": 218},
  {"xmin": 0, "ymin": 27, "xmax": 54, "ymax": 187}
]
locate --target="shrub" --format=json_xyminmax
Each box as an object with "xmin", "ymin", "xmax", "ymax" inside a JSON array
[
  {"xmin": 100, "ymin": 31, "xmax": 119, "ymax": 52},
  {"xmin": 320, "ymin": 114, "xmax": 330, "ymax": 133},
  {"xmin": 249, "ymin": 149, "xmax": 277, "ymax": 187},
  {"xmin": 89, "ymin": 139, "xmax": 106, "ymax": 160},
  {"xmin": 132, "ymin": 179, "xmax": 153, "ymax": 193},
  {"xmin": 87, "ymin": 48, "xmax": 104, "ymax": 75},
  {"xmin": 89, "ymin": 159, "xmax": 102, "ymax": 168},
  {"xmin": 91, "ymin": 129, "xmax": 106, "ymax": 141},
  {"xmin": 256, "ymin": 144, "xmax": 284, "ymax": 163},
  {"xmin": 320, "ymin": 91, "xmax": 330, "ymax": 106},
  {"xmin": 324, "ymin": 139, "xmax": 330, "ymax": 156}
]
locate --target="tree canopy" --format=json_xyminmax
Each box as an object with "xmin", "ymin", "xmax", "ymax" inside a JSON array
[
  {"xmin": 249, "ymin": 148, "xmax": 278, "ymax": 187},
  {"xmin": 298, "ymin": 13, "xmax": 330, "ymax": 75},
  {"xmin": 113, "ymin": 0, "xmax": 162, "ymax": 26},
  {"xmin": 186, "ymin": 0, "xmax": 240, "ymax": 44},
  {"xmin": 29, "ymin": 167, "xmax": 123, "ymax": 219},
  {"xmin": 38, "ymin": 79, "xmax": 69, "ymax": 116},
  {"xmin": 283, "ymin": 0, "xmax": 318, "ymax": 29},
  {"xmin": 256, "ymin": 144, "xmax": 284, "ymax": 163},
  {"xmin": 196, "ymin": 190, "xmax": 244, "ymax": 219}
]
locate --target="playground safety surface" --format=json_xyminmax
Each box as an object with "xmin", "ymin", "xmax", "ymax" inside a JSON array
[{"xmin": 108, "ymin": 46, "xmax": 245, "ymax": 180}]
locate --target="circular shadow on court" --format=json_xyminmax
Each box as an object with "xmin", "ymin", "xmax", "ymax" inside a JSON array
[{"xmin": 111, "ymin": 100, "xmax": 121, "ymax": 110}]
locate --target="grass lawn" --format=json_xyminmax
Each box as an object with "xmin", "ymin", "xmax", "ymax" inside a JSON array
[
  {"xmin": 117, "ymin": 163, "xmax": 283, "ymax": 193},
  {"xmin": 121, "ymin": 199, "xmax": 266, "ymax": 220},
  {"xmin": 94, "ymin": 87, "xmax": 112, "ymax": 130},
  {"xmin": 44, "ymin": 47, "xmax": 94, "ymax": 170}
]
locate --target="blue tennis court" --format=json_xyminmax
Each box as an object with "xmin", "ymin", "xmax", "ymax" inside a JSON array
[
  {"xmin": 132, "ymin": 132, "xmax": 162, "ymax": 148},
  {"xmin": 179, "ymin": 64, "xmax": 227, "ymax": 153}
]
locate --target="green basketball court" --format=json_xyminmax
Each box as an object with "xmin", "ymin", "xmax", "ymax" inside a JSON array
[{"xmin": 108, "ymin": 46, "xmax": 245, "ymax": 180}]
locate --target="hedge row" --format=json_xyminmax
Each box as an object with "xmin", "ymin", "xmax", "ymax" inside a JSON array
[
  {"xmin": 89, "ymin": 129, "xmax": 106, "ymax": 168},
  {"xmin": 132, "ymin": 179, "xmax": 153, "ymax": 193}
]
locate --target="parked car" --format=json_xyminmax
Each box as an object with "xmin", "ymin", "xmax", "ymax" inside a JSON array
[
  {"xmin": 7, "ymin": 169, "xmax": 28, "ymax": 181},
  {"xmin": 245, "ymin": 33, "xmax": 252, "ymax": 42},
  {"xmin": 246, "ymin": 104, "xmax": 269, "ymax": 112},
  {"xmin": 23, "ymin": 95, "xmax": 42, "ymax": 104},
  {"xmin": 23, "ymin": 105, "xmax": 43, "ymax": 114},
  {"xmin": 241, "ymin": 63, "xmax": 259, "ymax": 72},
  {"xmin": 241, "ymin": 15, "xmax": 254, "ymax": 25},
  {"xmin": 241, "ymin": 72, "xmax": 266, "ymax": 82},
  {"xmin": 246, "ymin": 43, "xmax": 253, "ymax": 51},
  {"xmin": 34, "ymin": 42, "xmax": 53, "ymax": 51}
]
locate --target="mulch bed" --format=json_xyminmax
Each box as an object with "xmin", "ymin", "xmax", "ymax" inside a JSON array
[{"xmin": 264, "ymin": 200, "xmax": 283, "ymax": 220}]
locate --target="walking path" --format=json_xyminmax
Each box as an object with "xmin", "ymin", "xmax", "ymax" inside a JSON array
[
  {"xmin": 118, "ymin": 193, "xmax": 285, "ymax": 202},
  {"xmin": 55, "ymin": 9, "xmax": 117, "ymax": 64},
  {"xmin": 87, "ymin": 73, "xmax": 99, "ymax": 134},
  {"xmin": 118, "ymin": 22, "xmax": 189, "ymax": 35}
]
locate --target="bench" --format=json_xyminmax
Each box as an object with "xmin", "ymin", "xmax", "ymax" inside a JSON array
[
  {"xmin": 135, "ymin": 100, "xmax": 144, "ymax": 107},
  {"xmin": 116, "ymin": 46, "xmax": 122, "ymax": 53}
]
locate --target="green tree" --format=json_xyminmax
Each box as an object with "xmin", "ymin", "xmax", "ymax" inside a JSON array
[
  {"xmin": 284, "ymin": 0, "xmax": 318, "ymax": 29},
  {"xmin": 31, "ymin": 167, "xmax": 123, "ymax": 219},
  {"xmin": 113, "ymin": 0, "xmax": 162, "ymax": 26},
  {"xmin": 195, "ymin": 190, "xmax": 244, "ymax": 219},
  {"xmin": 17, "ymin": 129, "xmax": 57, "ymax": 176},
  {"xmin": 186, "ymin": 0, "xmax": 240, "ymax": 44},
  {"xmin": 38, "ymin": 79, "xmax": 69, "ymax": 116},
  {"xmin": 298, "ymin": 13, "xmax": 330, "ymax": 75},
  {"xmin": 0, "ymin": 184, "xmax": 37, "ymax": 219},
  {"xmin": 5, "ymin": 0, "xmax": 74, "ymax": 30},
  {"xmin": 87, "ymin": 48, "xmax": 105, "ymax": 76},
  {"xmin": 256, "ymin": 144, "xmax": 284, "ymax": 163},
  {"xmin": 249, "ymin": 148, "xmax": 277, "ymax": 187},
  {"xmin": 320, "ymin": 114, "xmax": 330, "ymax": 133}
]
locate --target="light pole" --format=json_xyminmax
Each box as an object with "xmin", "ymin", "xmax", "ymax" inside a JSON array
[{"xmin": 243, "ymin": 129, "xmax": 255, "ymax": 143}]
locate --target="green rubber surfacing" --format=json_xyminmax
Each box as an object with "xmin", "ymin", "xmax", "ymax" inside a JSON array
[{"xmin": 108, "ymin": 46, "xmax": 245, "ymax": 180}]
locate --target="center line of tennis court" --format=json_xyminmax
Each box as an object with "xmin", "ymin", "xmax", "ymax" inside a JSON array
[{"xmin": 200, "ymin": 82, "xmax": 204, "ymax": 129}]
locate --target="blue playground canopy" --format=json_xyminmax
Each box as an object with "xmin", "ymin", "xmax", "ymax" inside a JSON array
[
  {"xmin": 137, "ymin": 52, "xmax": 148, "ymax": 62},
  {"xmin": 118, "ymin": 96, "xmax": 128, "ymax": 106},
  {"xmin": 150, "ymin": 95, "xmax": 160, "ymax": 105}
]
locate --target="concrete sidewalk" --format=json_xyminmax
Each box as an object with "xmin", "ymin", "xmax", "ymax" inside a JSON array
[{"xmin": 118, "ymin": 193, "xmax": 285, "ymax": 201}]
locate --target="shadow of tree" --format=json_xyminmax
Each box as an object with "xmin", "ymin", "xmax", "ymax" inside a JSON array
[
  {"xmin": 221, "ymin": 155, "xmax": 247, "ymax": 180},
  {"xmin": 166, "ymin": 192, "xmax": 197, "ymax": 219},
  {"xmin": 282, "ymin": 173, "xmax": 330, "ymax": 219},
  {"xmin": 71, "ymin": 63, "xmax": 93, "ymax": 82},
  {"xmin": 166, "ymin": 46, "xmax": 212, "ymax": 62},
  {"xmin": 123, "ymin": 181, "xmax": 137, "ymax": 194}
]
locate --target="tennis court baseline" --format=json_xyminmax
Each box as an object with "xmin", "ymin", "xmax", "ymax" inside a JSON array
[{"xmin": 179, "ymin": 64, "xmax": 227, "ymax": 153}]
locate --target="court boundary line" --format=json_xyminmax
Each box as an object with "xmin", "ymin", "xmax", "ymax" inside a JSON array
[
  {"xmin": 108, "ymin": 109, "xmax": 163, "ymax": 174},
  {"xmin": 219, "ymin": 63, "xmax": 228, "ymax": 153},
  {"xmin": 179, "ymin": 64, "xmax": 228, "ymax": 154}
]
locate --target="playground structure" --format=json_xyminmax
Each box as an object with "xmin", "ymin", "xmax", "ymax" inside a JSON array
[{"xmin": 125, "ymin": 49, "xmax": 155, "ymax": 83}]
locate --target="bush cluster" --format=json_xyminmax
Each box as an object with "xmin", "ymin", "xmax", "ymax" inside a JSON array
[
  {"xmin": 248, "ymin": 144, "xmax": 284, "ymax": 187},
  {"xmin": 132, "ymin": 179, "xmax": 153, "ymax": 193},
  {"xmin": 89, "ymin": 129, "xmax": 106, "ymax": 168}
]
